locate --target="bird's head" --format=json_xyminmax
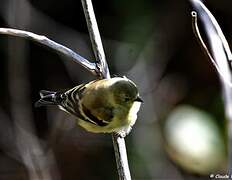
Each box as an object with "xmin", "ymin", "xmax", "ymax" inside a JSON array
[{"xmin": 110, "ymin": 77, "xmax": 143, "ymax": 106}]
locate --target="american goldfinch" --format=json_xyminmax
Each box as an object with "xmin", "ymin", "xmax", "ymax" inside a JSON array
[{"xmin": 35, "ymin": 77, "xmax": 143, "ymax": 137}]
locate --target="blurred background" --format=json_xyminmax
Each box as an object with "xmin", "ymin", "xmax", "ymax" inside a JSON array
[{"xmin": 0, "ymin": 0, "xmax": 230, "ymax": 179}]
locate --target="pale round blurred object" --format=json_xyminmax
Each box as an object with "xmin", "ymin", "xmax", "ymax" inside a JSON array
[{"xmin": 164, "ymin": 105, "xmax": 227, "ymax": 174}]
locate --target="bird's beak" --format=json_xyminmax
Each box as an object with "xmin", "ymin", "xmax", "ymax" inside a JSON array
[{"xmin": 135, "ymin": 96, "xmax": 143, "ymax": 103}]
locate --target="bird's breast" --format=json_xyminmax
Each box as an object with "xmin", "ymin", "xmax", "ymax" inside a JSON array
[{"xmin": 127, "ymin": 101, "xmax": 141, "ymax": 124}]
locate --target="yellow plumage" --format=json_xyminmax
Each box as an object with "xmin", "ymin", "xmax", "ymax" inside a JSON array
[{"xmin": 36, "ymin": 77, "xmax": 143, "ymax": 137}]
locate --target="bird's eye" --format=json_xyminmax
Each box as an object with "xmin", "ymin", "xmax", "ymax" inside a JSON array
[
  {"xmin": 124, "ymin": 97, "xmax": 130, "ymax": 102},
  {"xmin": 61, "ymin": 94, "xmax": 66, "ymax": 99}
]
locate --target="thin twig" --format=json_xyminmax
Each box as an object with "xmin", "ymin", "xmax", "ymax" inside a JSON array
[
  {"xmin": 190, "ymin": 0, "xmax": 232, "ymax": 173},
  {"xmin": 191, "ymin": 12, "xmax": 232, "ymax": 87},
  {"xmin": 191, "ymin": 0, "xmax": 232, "ymax": 61},
  {"xmin": 0, "ymin": 28, "xmax": 97, "ymax": 76},
  {"xmin": 81, "ymin": 0, "xmax": 131, "ymax": 179}
]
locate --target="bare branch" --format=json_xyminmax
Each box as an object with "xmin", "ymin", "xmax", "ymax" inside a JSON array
[
  {"xmin": 112, "ymin": 136, "xmax": 132, "ymax": 180},
  {"xmin": 81, "ymin": 0, "xmax": 110, "ymax": 79},
  {"xmin": 191, "ymin": 11, "xmax": 232, "ymax": 87},
  {"xmin": 81, "ymin": 0, "xmax": 131, "ymax": 179},
  {"xmin": 191, "ymin": 0, "xmax": 232, "ymax": 61},
  {"xmin": 0, "ymin": 28, "xmax": 97, "ymax": 76},
  {"xmin": 190, "ymin": 0, "xmax": 232, "ymax": 172}
]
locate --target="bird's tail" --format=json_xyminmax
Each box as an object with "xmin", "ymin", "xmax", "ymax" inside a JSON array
[{"xmin": 35, "ymin": 90, "xmax": 58, "ymax": 107}]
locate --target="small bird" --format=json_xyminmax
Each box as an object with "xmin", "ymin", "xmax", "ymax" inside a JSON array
[{"xmin": 35, "ymin": 77, "xmax": 143, "ymax": 137}]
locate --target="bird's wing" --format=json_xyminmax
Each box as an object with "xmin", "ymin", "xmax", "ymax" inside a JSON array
[
  {"xmin": 62, "ymin": 84, "xmax": 87, "ymax": 118},
  {"xmin": 81, "ymin": 105, "xmax": 113, "ymax": 126},
  {"xmin": 76, "ymin": 79, "xmax": 114, "ymax": 126},
  {"xmin": 64, "ymin": 82, "xmax": 108, "ymax": 126},
  {"xmin": 65, "ymin": 83, "xmax": 86, "ymax": 102},
  {"xmin": 96, "ymin": 107, "xmax": 114, "ymax": 122}
]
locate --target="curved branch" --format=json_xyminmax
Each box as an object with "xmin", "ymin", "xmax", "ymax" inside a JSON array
[
  {"xmin": 191, "ymin": 12, "xmax": 232, "ymax": 87},
  {"xmin": 190, "ymin": 0, "xmax": 232, "ymax": 172},
  {"xmin": 191, "ymin": 0, "xmax": 232, "ymax": 61},
  {"xmin": 0, "ymin": 28, "xmax": 97, "ymax": 76}
]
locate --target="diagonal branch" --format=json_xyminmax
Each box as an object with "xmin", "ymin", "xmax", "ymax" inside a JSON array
[
  {"xmin": 0, "ymin": 28, "xmax": 97, "ymax": 76},
  {"xmin": 81, "ymin": 0, "xmax": 131, "ymax": 180}
]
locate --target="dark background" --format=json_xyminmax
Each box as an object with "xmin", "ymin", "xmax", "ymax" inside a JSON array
[{"xmin": 0, "ymin": 0, "xmax": 230, "ymax": 179}]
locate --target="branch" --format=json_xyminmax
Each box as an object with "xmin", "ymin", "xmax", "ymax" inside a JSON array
[
  {"xmin": 190, "ymin": 0, "xmax": 232, "ymax": 172},
  {"xmin": 112, "ymin": 135, "xmax": 132, "ymax": 180},
  {"xmin": 81, "ymin": 0, "xmax": 110, "ymax": 79},
  {"xmin": 0, "ymin": 28, "xmax": 97, "ymax": 76},
  {"xmin": 191, "ymin": 0, "xmax": 232, "ymax": 62},
  {"xmin": 191, "ymin": 12, "xmax": 232, "ymax": 87},
  {"xmin": 81, "ymin": 0, "xmax": 131, "ymax": 179}
]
